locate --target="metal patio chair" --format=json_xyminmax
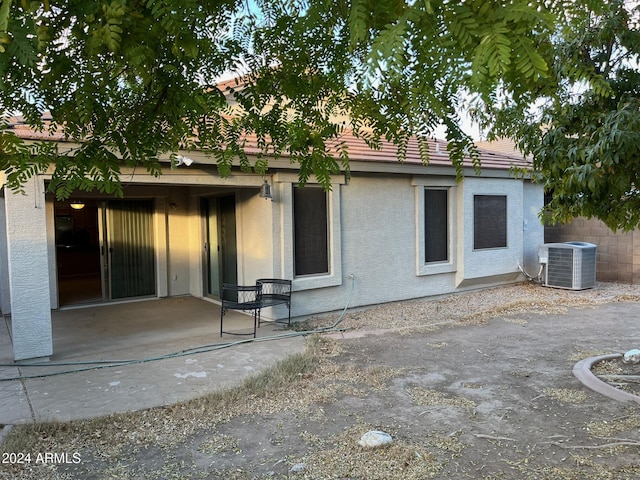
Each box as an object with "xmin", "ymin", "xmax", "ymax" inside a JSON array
[
  {"xmin": 256, "ymin": 278, "xmax": 292, "ymax": 326},
  {"xmin": 220, "ymin": 283, "xmax": 263, "ymax": 338}
]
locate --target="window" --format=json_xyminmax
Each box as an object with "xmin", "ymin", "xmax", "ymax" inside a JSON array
[
  {"xmin": 474, "ymin": 195, "xmax": 507, "ymax": 249},
  {"xmin": 293, "ymin": 186, "xmax": 329, "ymax": 276},
  {"xmin": 425, "ymin": 189, "xmax": 448, "ymax": 263},
  {"xmin": 413, "ymin": 178, "xmax": 457, "ymax": 276},
  {"xmin": 279, "ymin": 173, "xmax": 343, "ymax": 290}
]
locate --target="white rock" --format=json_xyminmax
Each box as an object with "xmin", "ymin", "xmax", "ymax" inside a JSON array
[
  {"xmin": 623, "ymin": 349, "xmax": 640, "ymax": 364},
  {"xmin": 358, "ymin": 430, "xmax": 393, "ymax": 448},
  {"xmin": 289, "ymin": 463, "xmax": 306, "ymax": 473}
]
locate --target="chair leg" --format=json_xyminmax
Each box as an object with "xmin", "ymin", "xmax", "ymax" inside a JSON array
[
  {"xmin": 253, "ymin": 309, "xmax": 258, "ymax": 338},
  {"xmin": 220, "ymin": 308, "xmax": 224, "ymax": 337}
]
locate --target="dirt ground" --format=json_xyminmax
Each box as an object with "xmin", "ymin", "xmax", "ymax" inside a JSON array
[
  {"xmin": 2, "ymin": 284, "xmax": 640, "ymax": 479},
  {"xmin": 593, "ymin": 356, "xmax": 640, "ymax": 397}
]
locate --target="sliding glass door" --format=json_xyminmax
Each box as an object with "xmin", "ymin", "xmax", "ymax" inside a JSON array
[
  {"xmin": 55, "ymin": 199, "xmax": 156, "ymax": 306},
  {"xmin": 202, "ymin": 196, "xmax": 237, "ymax": 299}
]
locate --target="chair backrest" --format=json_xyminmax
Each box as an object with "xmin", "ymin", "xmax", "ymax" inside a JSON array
[
  {"xmin": 222, "ymin": 283, "xmax": 262, "ymax": 306},
  {"xmin": 256, "ymin": 278, "xmax": 292, "ymax": 297}
]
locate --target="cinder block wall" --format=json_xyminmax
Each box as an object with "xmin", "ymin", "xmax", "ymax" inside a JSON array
[{"xmin": 545, "ymin": 218, "xmax": 640, "ymax": 284}]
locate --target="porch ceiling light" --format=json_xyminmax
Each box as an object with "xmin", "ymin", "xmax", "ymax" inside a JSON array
[
  {"xmin": 259, "ymin": 179, "xmax": 272, "ymax": 200},
  {"xmin": 70, "ymin": 200, "xmax": 85, "ymax": 210}
]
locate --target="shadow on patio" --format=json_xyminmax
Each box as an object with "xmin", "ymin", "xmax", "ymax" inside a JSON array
[
  {"xmin": 49, "ymin": 296, "xmax": 290, "ymax": 362},
  {"xmin": 0, "ymin": 296, "xmax": 306, "ymax": 424}
]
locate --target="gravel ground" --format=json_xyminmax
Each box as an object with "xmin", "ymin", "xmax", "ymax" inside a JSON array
[
  {"xmin": 3, "ymin": 280, "xmax": 640, "ymax": 480},
  {"xmin": 306, "ymin": 281, "xmax": 640, "ymax": 332}
]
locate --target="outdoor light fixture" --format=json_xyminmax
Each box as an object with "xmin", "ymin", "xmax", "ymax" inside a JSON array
[
  {"xmin": 69, "ymin": 200, "xmax": 85, "ymax": 210},
  {"xmin": 259, "ymin": 179, "xmax": 272, "ymax": 200}
]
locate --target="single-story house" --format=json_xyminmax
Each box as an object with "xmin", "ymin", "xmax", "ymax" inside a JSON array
[{"xmin": 1, "ymin": 117, "xmax": 544, "ymax": 361}]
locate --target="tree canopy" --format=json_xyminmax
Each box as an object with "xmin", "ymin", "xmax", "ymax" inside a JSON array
[
  {"xmin": 479, "ymin": 0, "xmax": 640, "ymax": 231},
  {"xmin": 1, "ymin": 0, "xmax": 242, "ymax": 197},
  {"xmin": 1, "ymin": 1, "xmax": 640, "ymax": 231},
  {"xmin": 0, "ymin": 0, "xmax": 554, "ymax": 195}
]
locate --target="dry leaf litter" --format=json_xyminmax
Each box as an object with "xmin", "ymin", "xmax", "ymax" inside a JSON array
[{"xmin": 2, "ymin": 281, "xmax": 640, "ymax": 480}]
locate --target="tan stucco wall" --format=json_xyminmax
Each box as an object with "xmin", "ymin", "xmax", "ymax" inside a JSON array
[
  {"xmin": 165, "ymin": 187, "xmax": 191, "ymax": 296},
  {"xmin": 235, "ymin": 188, "xmax": 275, "ymax": 284}
]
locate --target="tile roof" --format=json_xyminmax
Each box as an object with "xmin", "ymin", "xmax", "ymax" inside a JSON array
[
  {"xmin": 5, "ymin": 115, "xmax": 530, "ymax": 172},
  {"xmin": 334, "ymin": 132, "xmax": 529, "ymax": 170},
  {"xmin": 237, "ymin": 128, "xmax": 530, "ymax": 171}
]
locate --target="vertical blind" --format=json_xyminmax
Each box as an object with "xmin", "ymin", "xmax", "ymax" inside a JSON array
[{"xmin": 108, "ymin": 200, "xmax": 156, "ymax": 299}]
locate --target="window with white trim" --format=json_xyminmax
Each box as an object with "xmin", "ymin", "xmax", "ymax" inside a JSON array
[
  {"xmin": 278, "ymin": 173, "xmax": 343, "ymax": 291},
  {"xmin": 413, "ymin": 178, "xmax": 456, "ymax": 276}
]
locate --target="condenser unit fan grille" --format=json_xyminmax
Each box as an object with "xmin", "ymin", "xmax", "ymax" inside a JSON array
[{"xmin": 546, "ymin": 247, "xmax": 575, "ymax": 289}]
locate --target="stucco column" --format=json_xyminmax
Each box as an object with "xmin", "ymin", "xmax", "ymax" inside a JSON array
[
  {"xmin": 5, "ymin": 177, "xmax": 53, "ymax": 361},
  {"xmin": 0, "ymin": 197, "xmax": 11, "ymax": 314}
]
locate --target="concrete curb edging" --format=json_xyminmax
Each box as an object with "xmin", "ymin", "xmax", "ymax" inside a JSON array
[{"xmin": 573, "ymin": 353, "xmax": 640, "ymax": 405}]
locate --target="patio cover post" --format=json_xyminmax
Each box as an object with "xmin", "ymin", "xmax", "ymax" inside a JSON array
[{"xmin": 5, "ymin": 176, "xmax": 53, "ymax": 361}]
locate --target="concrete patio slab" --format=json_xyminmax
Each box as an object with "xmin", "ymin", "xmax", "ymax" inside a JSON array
[{"xmin": 0, "ymin": 296, "xmax": 306, "ymax": 424}]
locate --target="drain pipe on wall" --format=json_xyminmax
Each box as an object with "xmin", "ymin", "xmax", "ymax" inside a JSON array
[{"xmin": 0, "ymin": 274, "xmax": 358, "ymax": 381}]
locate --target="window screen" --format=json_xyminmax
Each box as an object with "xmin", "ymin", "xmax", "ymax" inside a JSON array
[
  {"xmin": 474, "ymin": 195, "xmax": 507, "ymax": 249},
  {"xmin": 293, "ymin": 186, "xmax": 329, "ymax": 276},
  {"xmin": 425, "ymin": 189, "xmax": 448, "ymax": 263}
]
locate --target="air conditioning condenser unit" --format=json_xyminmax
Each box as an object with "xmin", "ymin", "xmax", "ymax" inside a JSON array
[{"xmin": 538, "ymin": 242, "xmax": 597, "ymax": 290}]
